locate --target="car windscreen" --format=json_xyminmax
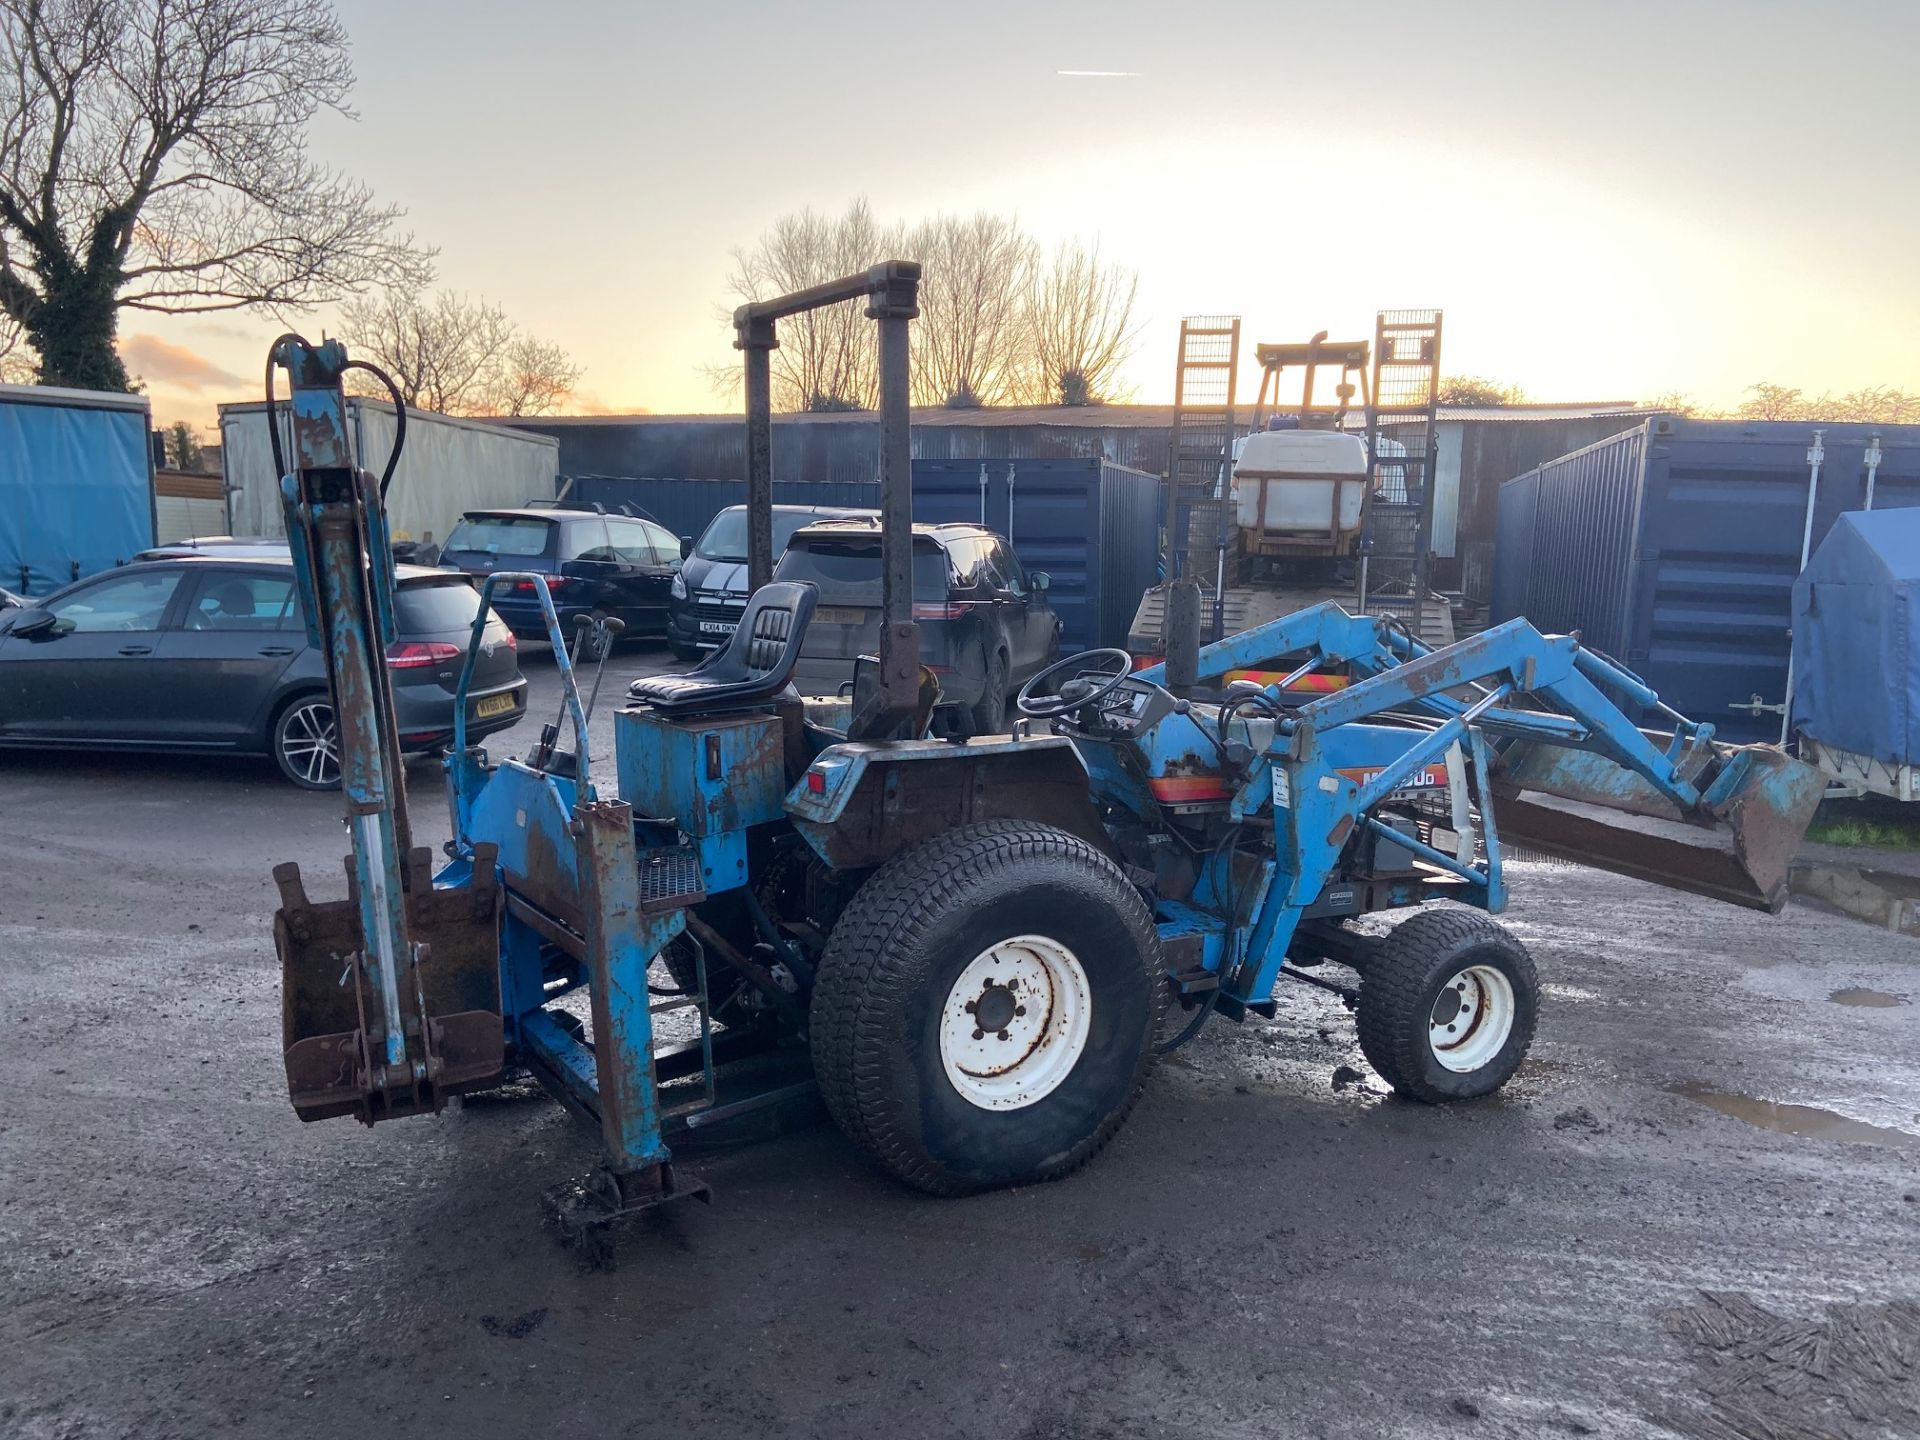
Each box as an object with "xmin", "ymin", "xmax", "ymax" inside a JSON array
[
  {"xmin": 444, "ymin": 516, "xmax": 555, "ymax": 558},
  {"xmin": 775, "ymin": 537, "xmax": 949, "ymax": 604},
  {"xmin": 395, "ymin": 578, "xmax": 489, "ymax": 634},
  {"xmin": 697, "ymin": 508, "xmax": 833, "ymax": 563}
]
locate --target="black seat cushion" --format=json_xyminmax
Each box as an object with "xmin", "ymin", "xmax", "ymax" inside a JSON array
[{"xmin": 628, "ymin": 581, "xmax": 817, "ymax": 716}]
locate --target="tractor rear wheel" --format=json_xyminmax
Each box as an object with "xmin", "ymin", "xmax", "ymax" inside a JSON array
[
  {"xmin": 809, "ymin": 819, "xmax": 1164, "ymax": 1195},
  {"xmin": 1356, "ymin": 908, "xmax": 1538, "ymax": 1103}
]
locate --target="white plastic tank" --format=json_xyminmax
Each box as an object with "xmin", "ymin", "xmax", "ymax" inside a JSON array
[{"xmin": 1231, "ymin": 428, "xmax": 1369, "ymax": 538}]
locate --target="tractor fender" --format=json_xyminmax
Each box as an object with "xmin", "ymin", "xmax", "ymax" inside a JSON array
[{"xmin": 784, "ymin": 735, "xmax": 1118, "ymax": 872}]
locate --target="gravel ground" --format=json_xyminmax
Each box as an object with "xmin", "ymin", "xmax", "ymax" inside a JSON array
[{"xmin": 3, "ymin": 643, "xmax": 1918, "ymax": 1440}]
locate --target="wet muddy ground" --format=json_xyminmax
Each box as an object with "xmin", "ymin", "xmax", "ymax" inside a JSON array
[{"xmin": 4, "ymin": 646, "xmax": 1919, "ymax": 1439}]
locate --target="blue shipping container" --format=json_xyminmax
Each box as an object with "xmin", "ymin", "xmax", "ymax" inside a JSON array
[
  {"xmin": 1492, "ymin": 416, "xmax": 1920, "ymax": 740},
  {"xmin": 571, "ymin": 458, "xmax": 1161, "ymax": 654},
  {"xmin": 1, "ymin": 384, "xmax": 155, "ymax": 597},
  {"xmin": 912, "ymin": 459, "xmax": 1161, "ymax": 655}
]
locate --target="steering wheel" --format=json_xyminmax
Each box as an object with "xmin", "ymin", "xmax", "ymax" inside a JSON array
[{"xmin": 1017, "ymin": 647, "xmax": 1136, "ymax": 719}]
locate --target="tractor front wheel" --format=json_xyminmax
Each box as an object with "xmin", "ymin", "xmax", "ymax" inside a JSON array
[
  {"xmin": 1356, "ymin": 908, "xmax": 1538, "ymax": 1103},
  {"xmin": 809, "ymin": 820, "xmax": 1164, "ymax": 1195}
]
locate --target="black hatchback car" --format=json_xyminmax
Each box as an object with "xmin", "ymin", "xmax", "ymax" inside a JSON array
[
  {"xmin": 776, "ymin": 519, "xmax": 1059, "ymax": 733},
  {"xmin": 440, "ymin": 507, "xmax": 682, "ymax": 657},
  {"xmin": 0, "ymin": 555, "xmax": 526, "ymax": 788}
]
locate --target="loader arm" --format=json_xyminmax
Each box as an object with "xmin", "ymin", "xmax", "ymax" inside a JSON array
[{"xmin": 1076, "ymin": 603, "xmax": 1821, "ymax": 1010}]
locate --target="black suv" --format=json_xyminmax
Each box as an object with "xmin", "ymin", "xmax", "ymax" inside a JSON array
[
  {"xmin": 440, "ymin": 507, "xmax": 682, "ymax": 656},
  {"xmin": 776, "ymin": 520, "xmax": 1059, "ymax": 733}
]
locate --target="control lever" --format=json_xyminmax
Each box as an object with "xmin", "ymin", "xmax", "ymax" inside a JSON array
[
  {"xmin": 530, "ymin": 612, "xmax": 596, "ymax": 771},
  {"xmin": 580, "ymin": 614, "xmax": 625, "ymax": 727}
]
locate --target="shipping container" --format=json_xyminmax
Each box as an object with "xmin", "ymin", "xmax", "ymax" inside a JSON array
[
  {"xmin": 1492, "ymin": 417, "xmax": 1920, "ymax": 740},
  {"xmin": 566, "ymin": 476, "xmax": 881, "ymax": 545},
  {"xmin": 570, "ymin": 458, "xmax": 1160, "ymax": 654},
  {"xmin": 219, "ymin": 400, "xmax": 559, "ymax": 549},
  {"xmin": 912, "ymin": 459, "xmax": 1160, "ymax": 655},
  {"xmin": 0, "ymin": 383, "xmax": 156, "ymax": 596}
]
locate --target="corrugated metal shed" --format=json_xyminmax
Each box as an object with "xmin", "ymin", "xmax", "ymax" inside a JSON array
[
  {"xmin": 221, "ymin": 399, "xmax": 559, "ymax": 545},
  {"xmin": 1492, "ymin": 417, "xmax": 1920, "ymax": 741}
]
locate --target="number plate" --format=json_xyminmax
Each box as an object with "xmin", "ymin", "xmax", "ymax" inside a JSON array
[
  {"xmin": 474, "ymin": 692, "xmax": 516, "ymax": 719},
  {"xmin": 698, "ymin": 619, "xmax": 737, "ymax": 635},
  {"xmin": 815, "ymin": 606, "xmax": 868, "ymax": 625}
]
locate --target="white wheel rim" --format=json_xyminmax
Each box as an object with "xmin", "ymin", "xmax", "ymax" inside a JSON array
[
  {"xmin": 1428, "ymin": 964, "xmax": 1516, "ymax": 1073},
  {"xmin": 283, "ymin": 702, "xmax": 340, "ymax": 786},
  {"xmin": 938, "ymin": 934, "xmax": 1091, "ymax": 1111}
]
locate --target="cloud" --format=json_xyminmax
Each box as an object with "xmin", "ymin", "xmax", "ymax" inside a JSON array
[
  {"xmin": 119, "ymin": 333, "xmax": 245, "ymax": 392},
  {"xmin": 563, "ymin": 390, "xmax": 649, "ymax": 416}
]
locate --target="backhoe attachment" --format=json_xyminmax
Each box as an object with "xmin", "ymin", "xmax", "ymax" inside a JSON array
[{"xmin": 266, "ymin": 336, "xmax": 506, "ymax": 1122}]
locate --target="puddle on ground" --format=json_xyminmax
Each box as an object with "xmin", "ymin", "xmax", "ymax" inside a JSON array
[
  {"xmin": 1671, "ymin": 1083, "xmax": 1920, "ymax": 1151},
  {"xmin": 1790, "ymin": 863, "xmax": 1920, "ymax": 935},
  {"xmin": 1829, "ymin": 987, "xmax": 1911, "ymax": 1008}
]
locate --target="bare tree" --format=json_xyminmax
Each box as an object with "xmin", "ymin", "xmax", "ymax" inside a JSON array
[
  {"xmin": 724, "ymin": 198, "xmax": 894, "ymax": 411},
  {"xmin": 0, "ymin": 0, "xmax": 431, "ymax": 391},
  {"xmin": 1019, "ymin": 240, "xmax": 1140, "ymax": 406},
  {"xmin": 906, "ymin": 211, "xmax": 1036, "ymax": 408},
  {"xmin": 1735, "ymin": 382, "xmax": 1917, "ymax": 423},
  {"xmin": 1438, "ymin": 376, "xmax": 1529, "ymax": 406},
  {"xmin": 339, "ymin": 288, "xmax": 582, "ymax": 417},
  {"xmin": 1642, "ymin": 389, "xmax": 1701, "ymax": 416}
]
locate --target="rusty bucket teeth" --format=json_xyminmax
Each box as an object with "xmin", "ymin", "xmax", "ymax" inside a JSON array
[{"xmin": 1494, "ymin": 741, "xmax": 1826, "ymax": 914}]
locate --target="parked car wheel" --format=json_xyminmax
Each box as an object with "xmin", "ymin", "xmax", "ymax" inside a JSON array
[
  {"xmin": 668, "ymin": 637, "xmax": 702, "ymax": 664},
  {"xmin": 968, "ymin": 650, "xmax": 1008, "ymax": 735},
  {"xmin": 272, "ymin": 693, "xmax": 341, "ymax": 790}
]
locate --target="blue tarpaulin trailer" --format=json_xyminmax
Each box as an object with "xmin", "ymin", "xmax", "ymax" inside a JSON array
[
  {"xmin": 1792, "ymin": 508, "xmax": 1920, "ymax": 800},
  {"xmin": 0, "ymin": 383, "xmax": 155, "ymax": 597}
]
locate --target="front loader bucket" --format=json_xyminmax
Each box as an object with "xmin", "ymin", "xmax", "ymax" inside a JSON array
[
  {"xmin": 275, "ymin": 846, "xmax": 506, "ymax": 1123},
  {"xmin": 1494, "ymin": 741, "xmax": 1826, "ymax": 914}
]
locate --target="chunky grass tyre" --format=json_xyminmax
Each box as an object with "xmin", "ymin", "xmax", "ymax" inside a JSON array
[
  {"xmin": 809, "ymin": 820, "xmax": 1165, "ymax": 1195},
  {"xmin": 1356, "ymin": 908, "xmax": 1538, "ymax": 1103}
]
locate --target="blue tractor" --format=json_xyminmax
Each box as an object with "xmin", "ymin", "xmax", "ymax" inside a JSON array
[{"xmin": 267, "ymin": 265, "xmax": 1824, "ymax": 1237}]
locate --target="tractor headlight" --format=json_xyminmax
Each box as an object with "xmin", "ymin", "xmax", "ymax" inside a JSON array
[{"xmin": 670, "ymin": 571, "xmax": 687, "ymax": 601}]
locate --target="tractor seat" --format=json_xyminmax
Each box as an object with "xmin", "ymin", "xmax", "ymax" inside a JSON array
[{"xmin": 628, "ymin": 581, "xmax": 817, "ymax": 716}]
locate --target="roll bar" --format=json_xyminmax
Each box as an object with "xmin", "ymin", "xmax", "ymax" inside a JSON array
[{"xmin": 733, "ymin": 260, "xmax": 922, "ymax": 725}]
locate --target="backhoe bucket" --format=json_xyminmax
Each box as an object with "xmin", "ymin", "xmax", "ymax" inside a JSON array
[
  {"xmin": 1493, "ymin": 740, "xmax": 1825, "ymax": 914},
  {"xmin": 275, "ymin": 846, "xmax": 506, "ymax": 1123}
]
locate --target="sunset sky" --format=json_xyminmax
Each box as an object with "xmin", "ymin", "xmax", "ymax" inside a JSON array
[{"xmin": 126, "ymin": 0, "xmax": 1920, "ymax": 434}]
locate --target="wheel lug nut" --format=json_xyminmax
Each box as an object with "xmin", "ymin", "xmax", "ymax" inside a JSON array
[
  {"xmin": 984, "ymin": 977, "xmax": 995, "ymax": 986},
  {"xmin": 965, "ymin": 1000, "xmax": 976, "ymax": 1013},
  {"xmin": 972, "ymin": 1028, "xmax": 984, "ymax": 1040},
  {"xmin": 997, "ymin": 1030, "xmax": 1010, "ymax": 1041},
  {"xmin": 1006, "ymin": 979, "xmax": 1018, "ymax": 991},
  {"xmin": 1014, "ymin": 1005, "xmax": 1026, "ymax": 1017}
]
